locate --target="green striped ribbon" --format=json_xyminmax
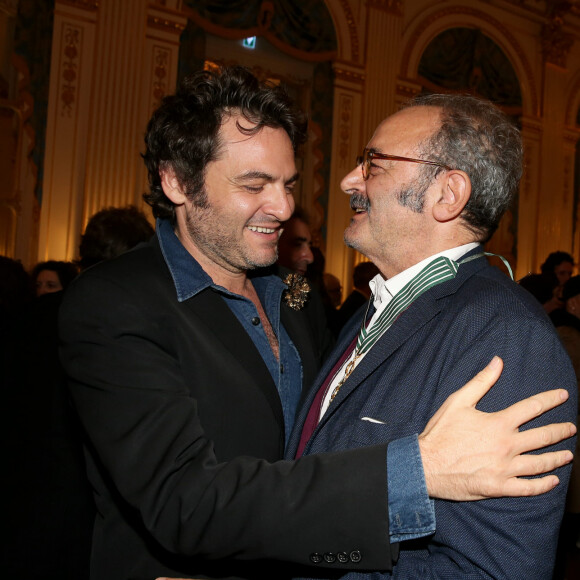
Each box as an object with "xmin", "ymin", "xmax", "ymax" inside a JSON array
[
  {"xmin": 330, "ymin": 251, "xmax": 512, "ymax": 403},
  {"xmin": 355, "ymin": 255, "xmax": 459, "ymax": 355}
]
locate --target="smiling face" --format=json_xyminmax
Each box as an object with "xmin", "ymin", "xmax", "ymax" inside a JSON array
[
  {"xmin": 168, "ymin": 114, "xmax": 298, "ymax": 284},
  {"xmin": 341, "ymin": 106, "xmax": 444, "ymax": 277}
]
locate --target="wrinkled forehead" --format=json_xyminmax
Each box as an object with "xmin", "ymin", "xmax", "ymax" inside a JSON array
[
  {"xmin": 216, "ymin": 112, "xmax": 294, "ymax": 158},
  {"xmin": 368, "ymin": 106, "xmax": 442, "ymax": 154}
]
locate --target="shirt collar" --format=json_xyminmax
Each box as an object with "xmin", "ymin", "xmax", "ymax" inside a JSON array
[
  {"xmin": 369, "ymin": 242, "xmax": 481, "ymax": 309},
  {"xmin": 157, "ymin": 218, "xmax": 287, "ymax": 303},
  {"xmin": 157, "ymin": 218, "xmax": 214, "ymax": 302}
]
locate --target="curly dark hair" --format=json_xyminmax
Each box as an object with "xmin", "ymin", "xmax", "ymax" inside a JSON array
[
  {"xmin": 142, "ymin": 66, "xmax": 308, "ymax": 221},
  {"xmin": 403, "ymin": 93, "xmax": 523, "ymax": 242}
]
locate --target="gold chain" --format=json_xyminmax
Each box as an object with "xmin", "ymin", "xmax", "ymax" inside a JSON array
[{"xmin": 330, "ymin": 351, "xmax": 362, "ymax": 402}]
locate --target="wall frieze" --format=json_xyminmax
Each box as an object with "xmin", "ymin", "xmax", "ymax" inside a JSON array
[
  {"xmin": 366, "ymin": 0, "xmax": 403, "ymax": 17},
  {"xmin": 334, "ymin": 66, "xmax": 365, "ymax": 85},
  {"xmin": 147, "ymin": 14, "xmax": 186, "ymax": 34},
  {"xmin": 396, "ymin": 80, "xmax": 421, "ymax": 99},
  {"xmin": 402, "ymin": 6, "xmax": 538, "ymax": 116}
]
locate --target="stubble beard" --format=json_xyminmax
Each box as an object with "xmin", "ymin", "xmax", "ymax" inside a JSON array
[{"xmin": 184, "ymin": 201, "xmax": 278, "ymax": 273}]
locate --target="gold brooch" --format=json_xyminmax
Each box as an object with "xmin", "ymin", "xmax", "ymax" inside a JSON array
[{"xmin": 282, "ymin": 273, "xmax": 310, "ymax": 311}]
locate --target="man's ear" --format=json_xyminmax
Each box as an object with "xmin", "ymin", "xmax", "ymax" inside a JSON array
[
  {"xmin": 432, "ymin": 170, "xmax": 471, "ymax": 223},
  {"xmin": 160, "ymin": 168, "xmax": 186, "ymax": 205}
]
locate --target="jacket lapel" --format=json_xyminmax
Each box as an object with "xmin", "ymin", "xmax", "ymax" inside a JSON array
[
  {"xmin": 313, "ymin": 254, "xmax": 488, "ymax": 433},
  {"xmin": 185, "ymin": 287, "xmax": 285, "ymax": 429},
  {"xmin": 285, "ymin": 310, "xmax": 364, "ymax": 456}
]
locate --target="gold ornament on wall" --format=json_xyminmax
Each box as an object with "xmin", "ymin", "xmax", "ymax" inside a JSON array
[
  {"xmin": 61, "ymin": 25, "xmax": 80, "ymax": 117},
  {"xmin": 338, "ymin": 94, "xmax": 353, "ymax": 168},
  {"xmin": 152, "ymin": 47, "xmax": 170, "ymax": 111}
]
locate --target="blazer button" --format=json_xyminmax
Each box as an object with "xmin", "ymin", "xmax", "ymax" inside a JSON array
[
  {"xmin": 337, "ymin": 552, "xmax": 349, "ymax": 563},
  {"xmin": 310, "ymin": 552, "xmax": 323, "ymax": 564},
  {"xmin": 323, "ymin": 552, "xmax": 336, "ymax": 563},
  {"xmin": 251, "ymin": 316, "xmax": 260, "ymax": 326},
  {"xmin": 350, "ymin": 550, "xmax": 362, "ymax": 563}
]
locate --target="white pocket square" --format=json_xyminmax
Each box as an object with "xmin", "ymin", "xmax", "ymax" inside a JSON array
[{"xmin": 361, "ymin": 416, "xmax": 386, "ymax": 424}]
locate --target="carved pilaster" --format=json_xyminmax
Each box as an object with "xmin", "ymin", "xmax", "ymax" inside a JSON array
[{"xmin": 39, "ymin": 1, "xmax": 97, "ymax": 261}]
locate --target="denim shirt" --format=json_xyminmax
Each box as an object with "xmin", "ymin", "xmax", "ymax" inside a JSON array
[
  {"xmin": 158, "ymin": 218, "xmax": 434, "ymax": 542},
  {"xmin": 157, "ymin": 218, "xmax": 302, "ymax": 444}
]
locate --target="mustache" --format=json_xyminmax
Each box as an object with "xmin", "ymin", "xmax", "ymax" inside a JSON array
[{"xmin": 350, "ymin": 194, "xmax": 370, "ymax": 212}]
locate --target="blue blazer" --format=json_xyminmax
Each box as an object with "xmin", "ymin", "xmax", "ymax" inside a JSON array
[{"xmin": 287, "ymin": 252, "xmax": 577, "ymax": 579}]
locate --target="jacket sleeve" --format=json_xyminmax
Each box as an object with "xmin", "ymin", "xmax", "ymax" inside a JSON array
[
  {"xmin": 350, "ymin": 305, "xmax": 576, "ymax": 580},
  {"xmin": 59, "ymin": 270, "xmax": 394, "ymax": 571}
]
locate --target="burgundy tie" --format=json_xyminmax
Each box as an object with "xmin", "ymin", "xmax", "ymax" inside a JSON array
[{"xmin": 294, "ymin": 335, "xmax": 358, "ymax": 458}]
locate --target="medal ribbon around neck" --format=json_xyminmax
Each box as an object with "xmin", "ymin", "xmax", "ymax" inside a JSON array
[{"xmin": 330, "ymin": 251, "xmax": 508, "ymax": 403}]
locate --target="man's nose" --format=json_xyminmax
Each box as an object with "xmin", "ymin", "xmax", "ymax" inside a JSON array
[
  {"xmin": 265, "ymin": 187, "xmax": 294, "ymax": 221},
  {"xmin": 340, "ymin": 165, "xmax": 364, "ymax": 195},
  {"xmin": 303, "ymin": 244, "xmax": 314, "ymax": 265}
]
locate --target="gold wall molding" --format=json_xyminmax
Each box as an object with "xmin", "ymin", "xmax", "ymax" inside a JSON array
[
  {"xmin": 395, "ymin": 80, "xmax": 421, "ymax": 100},
  {"xmin": 337, "ymin": 0, "xmax": 360, "ymax": 62},
  {"xmin": 61, "ymin": 24, "xmax": 81, "ymax": 117},
  {"xmin": 151, "ymin": 46, "xmax": 170, "ymax": 111},
  {"xmin": 147, "ymin": 14, "xmax": 186, "ymax": 34},
  {"xmin": 338, "ymin": 93, "xmax": 354, "ymax": 168},
  {"xmin": 334, "ymin": 65, "xmax": 365, "ymax": 85}
]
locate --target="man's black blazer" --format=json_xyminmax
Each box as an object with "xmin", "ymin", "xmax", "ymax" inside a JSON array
[{"xmin": 59, "ymin": 235, "xmax": 393, "ymax": 580}]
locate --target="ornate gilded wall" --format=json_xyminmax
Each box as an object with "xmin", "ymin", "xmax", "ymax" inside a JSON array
[{"xmin": 3, "ymin": 0, "xmax": 580, "ymax": 293}]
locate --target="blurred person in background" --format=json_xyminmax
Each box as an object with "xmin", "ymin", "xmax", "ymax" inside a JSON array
[
  {"xmin": 31, "ymin": 260, "xmax": 79, "ymax": 296},
  {"xmin": 541, "ymin": 251, "xmax": 575, "ymax": 314},
  {"xmin": 78, "ymin": 205, "xmax": 154, "ymax": 271}
]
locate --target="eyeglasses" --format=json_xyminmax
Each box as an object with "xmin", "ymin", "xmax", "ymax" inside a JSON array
[{"xmin": 356, "ymin": 148, "xmax": 452, "ymax": 181}]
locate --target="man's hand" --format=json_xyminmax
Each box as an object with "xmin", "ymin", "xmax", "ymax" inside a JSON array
[{"xmin": 419, "ymin": 356, "xmax": 576, "ymax": 500}]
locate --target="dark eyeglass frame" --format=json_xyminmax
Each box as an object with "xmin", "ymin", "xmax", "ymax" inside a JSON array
[{"xmin": 356, "ymin": 148, "xmax": 452, "ymax": 181}]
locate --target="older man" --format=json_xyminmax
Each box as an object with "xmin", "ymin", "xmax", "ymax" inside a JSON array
[
  {"xmin": 59, "ymin": 68, "xmax": 574, "ymax": 580},
  {"xmin": 288, "ymin": 94, "xmax": 578, "ymax": 579}
]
